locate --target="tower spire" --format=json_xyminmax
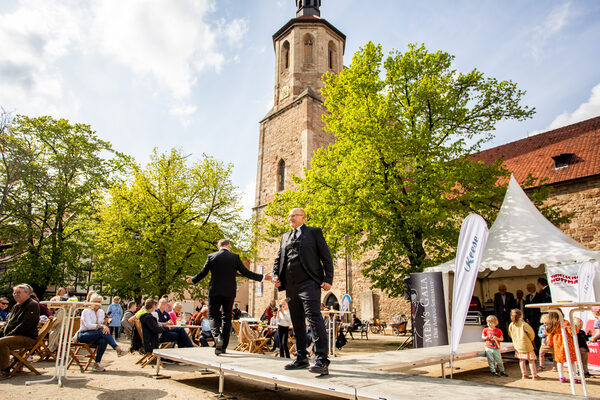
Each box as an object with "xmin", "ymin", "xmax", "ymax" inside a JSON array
[{"xmin": 296, "ymin": 0, "xmax": 321, "ymax": 17}]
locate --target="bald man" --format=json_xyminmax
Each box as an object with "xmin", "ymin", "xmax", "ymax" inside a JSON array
[
  {"xmin": 493, "ymin": 284, "xmax": 515, "ymax": 341},
  {"xmin": 272, "ymin": 208, "xmax": 333, "ymax": 375}
]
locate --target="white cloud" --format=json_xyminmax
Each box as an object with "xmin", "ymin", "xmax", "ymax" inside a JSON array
[
  {"xmin": 534, "ymin": 83, "xmax": 600, "ymax": 133},
  {"xmin": 528, "ymin": 2, "xmax": 571, "ymax": 61},
  {"xmin": 0, "ymin": 0, "xmax": 86, "ymax": 116},
  {"xmin": 0, "ymin": 0, "xmax": 246, "ymax": 124}
]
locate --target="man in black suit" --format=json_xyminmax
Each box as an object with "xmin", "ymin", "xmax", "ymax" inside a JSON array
[
  {"xmin": 493, "ymin": 284, "xmax": 515, "ymax": 341},
  {"xmin": 272, "ymin": 208, "xmax": 333, "ymax": 376},
  {"xmin": 537, "ymin": 277, "xmax": 552, "ymax": 303},
  {"xmin": 524, "ymin": 282, "xmax": 541, "ymax": 349},
  {"xmin": 187, "ymin": 239, "xmax": 270, "ymax": 355}
]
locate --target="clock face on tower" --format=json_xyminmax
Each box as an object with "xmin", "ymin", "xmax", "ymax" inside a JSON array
[{"xmin": 279, "ymin": 85, "xmax": 290, "ymax": 101}]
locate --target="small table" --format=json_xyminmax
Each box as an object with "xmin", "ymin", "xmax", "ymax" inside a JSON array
[
  {"xmin": 321, "ymin": 310, "xmax": 350, "ymax": 357},
  {"xmin": 526, "ymin": 302, "xmax": 599, "ymax": 397},
  {"xmin": 26, "ymin": 300, "xmax": 96, "ymax": 387}
]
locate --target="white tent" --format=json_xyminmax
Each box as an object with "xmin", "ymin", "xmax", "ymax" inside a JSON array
[
  {"xmin": 428, "ymin": 175, "xmax": 599, "ymax": 273},
  {"xmin": 426, "ymin": 175, "xmax": 600, "ymax": 343}
]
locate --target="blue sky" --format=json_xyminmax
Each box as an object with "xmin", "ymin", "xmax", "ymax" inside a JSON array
[{"xmin": 1, "ymin": 0, "xmax": 599, "ymax": 217}]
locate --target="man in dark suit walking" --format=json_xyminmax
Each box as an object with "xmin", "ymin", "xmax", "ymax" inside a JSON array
[
  {"xmin": 272, "ymin": 208, "xmax": 333, "ymax": 376},
  {"xmin": 187, "ymin": 239, "xmax": 270, "ymax": 355},
  {"xmin": 493, "ymin": 284, "xmax": 515, "ymax": 341}
]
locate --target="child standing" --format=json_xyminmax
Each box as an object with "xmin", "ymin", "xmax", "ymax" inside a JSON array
[
  {"xmin": 547, "ymin": 311, "xmax": 579, "ymax": 383},
  {"xmin": 508, "ymin": 309, "xmax": 540, "ymax": 380},
  {"xmin": 538, "ymin": 314, "xmax": 556, "ymax": 371},
  {"xmin": 482, "ymin": 315, "xmax": 508, "ymax": 377},
  {"xmin": 574, "ymin": 317, "xmax": 591, "ymax": 378}
]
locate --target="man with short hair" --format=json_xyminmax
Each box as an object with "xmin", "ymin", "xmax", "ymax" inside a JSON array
[
  {"xmin": 537, "ymin": 277, "xmax": 552, "ymax": 303},
  {"xmin": 121, "ymin": 301, "xmax": 137, "ymax": 339},
  {"xmin": 156, "ymin": 297, "xmax": 173, "ymax": 325},
  {"xmin": 187, "ymin": 239, "xmax": 270, "ymax": 355},
  {"xmin": 61, "ymin": 285, "xmax": 77, "ymax": 301},
  {"xmin": 272, "ymin": 208, "xmax": 334, "ymax": 375},
  {"xmin": 0, "ymin": 284, "xmax": 40, "ymax": 380},
  {"xmin": 493, "ymin": 284, "xmax": 515, "ymax": 341},
  {"xmin": 524, "ymin": 283, "xmax": 541, "ymax": 349},
  {"xmin": 232, "ymin": 304, "xmax": 242, "ymax": 320}
]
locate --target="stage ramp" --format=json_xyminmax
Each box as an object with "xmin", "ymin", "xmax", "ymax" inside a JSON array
[{"xmin": 153, "ymin": 347, "xmax": 571, "ymax": 400}]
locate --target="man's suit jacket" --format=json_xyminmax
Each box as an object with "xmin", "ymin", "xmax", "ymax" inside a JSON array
[
  {"xmin": 192, "ymin": 248, "xmax": 263, "ymax": 297},
  {"xmin": 540, "ymin": 286, "xmax": 552, "ymax": 303},
  {"xmin": 493, "ymin": 292, "xmax": 515, "ymax": 319},
  {"xmin": 524, "ymin": 292, "xmax": 541, "ymax": 325},
  {"xmin": 273, "ymin": 225, "xmax": 333, "ymax": 291}
]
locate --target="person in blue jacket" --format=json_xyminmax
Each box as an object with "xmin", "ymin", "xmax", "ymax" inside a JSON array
[{"xmin": 107, "ymin": 296, "xmax": 124, "ymax": 340}]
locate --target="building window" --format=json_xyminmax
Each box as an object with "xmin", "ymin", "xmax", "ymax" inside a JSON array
[
  {"xmin": 278, "ymin": 159, "xmax": 285, "ymax": 191},
  {"xmin": 552, "ymin": 153, "xmax": 574, "ymax": 169},
  {"xmin": 303, "ymin": 34, "xmax": 314, "ymax": 64},
  {"xmin": 328, "ymin": 41, "xmax": 336, "ymax": 70},
  {"xmin": 281, "ymin": 41, "xmax": 290, "ymax": 70}
]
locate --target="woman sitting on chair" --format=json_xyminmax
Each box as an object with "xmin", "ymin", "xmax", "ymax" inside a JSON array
[{"xmin": 77, "ymin": 294, "xmax": 127, "ymax": 372}]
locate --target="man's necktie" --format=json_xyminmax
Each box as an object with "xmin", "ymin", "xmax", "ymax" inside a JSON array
[{"xmin": 292, "ymin": 228, "xmax": 298, "ymax": 240}]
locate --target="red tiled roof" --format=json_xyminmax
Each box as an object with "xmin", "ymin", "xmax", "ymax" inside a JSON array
[{"xmin": 471, "ymin": 116, "xmax": 600, "ymax": 188}]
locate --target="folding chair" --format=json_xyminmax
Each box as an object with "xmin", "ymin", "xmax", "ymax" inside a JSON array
[
  {"xmin": 66, "ymin": 317, "xmax": 99, "ymax": 372},
  {"xmin": 360, "ymin": 321, "xmax": 369, "ymax": 340},
  {"xmin": 134, "ymin": 319, "xmax": 172, "ymax": 368},
  {"xmin": 8, "ymin": 319, "xmax": 55, "ymax": 377},
  {"xmin": 239, "ymin": 322, "xmax": 270, "ymax": 354}
]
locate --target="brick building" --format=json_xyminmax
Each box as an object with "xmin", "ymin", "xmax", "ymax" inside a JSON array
[{"xmin": 249, "ymin": 1, "xmax": 600, "ymax": 323}]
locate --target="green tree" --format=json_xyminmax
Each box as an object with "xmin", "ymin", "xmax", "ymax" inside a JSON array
[
  {"xmin": 263, "ymin": 43, "xmax": 566, "ymax": 297},
  {"xmin": 0, "ymin": 115, "xmax": 120, "ymax": 297},
  {"xmin": 90, "ymin": 148, "xmax": 247, "ymax": 302}
]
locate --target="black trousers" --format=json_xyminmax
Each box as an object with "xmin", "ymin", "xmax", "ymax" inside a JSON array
[
  {"xmin": 208, "ymin": 295, "xmax": 235, "ymax": 350},
  {"xmin": 286, "ymin": 279, "xmax": 329, "ymax": 363},
  {"xmin": 278, "ymin": 325, "xmax": 290, "ymax": 358}
]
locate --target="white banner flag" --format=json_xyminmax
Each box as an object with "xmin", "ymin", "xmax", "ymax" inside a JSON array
[
  {"xmin": 578, "ymin": 261, "xmax": 597, "ymax": 324},
  {"xmin": 451, "ymin": 214, "xmax": 489, "ymax": 355}
]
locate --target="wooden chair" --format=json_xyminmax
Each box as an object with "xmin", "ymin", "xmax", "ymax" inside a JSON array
[
  {"xmin": 134, "ymin": 319, "xmax": 172, "ymax": 368},
  {"xmin": 238, "ymin": 322, "xmax": 270, "ymax": 354},
  {"xmin": 8, "ymin": 319, "xmax": 55, "ymax": 377},
  {"xmin": 68, "ymin": 317, "xmax": 99, "ymax": 372}
]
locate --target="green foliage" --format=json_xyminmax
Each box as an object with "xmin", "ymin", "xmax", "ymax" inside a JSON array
[
  {"xmin": 0, "ymin": 115, "xmax": 122, "ymax": 297},
  {"xmin": 90, "ymin": 148, "xmax": 248, "ymax": 302},
  {"xmin": 261, "ymin": 43, "xmax": 568, "ymax": 297}
]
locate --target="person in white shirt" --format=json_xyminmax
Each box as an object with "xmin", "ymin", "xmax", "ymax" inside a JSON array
[
  {"xmin": 77, "ymin": 294, "xmax": 127, "ymax": 371},
  {"xmin": 276, "ymin": 301, "xmax": 292, "ymax": 358}
]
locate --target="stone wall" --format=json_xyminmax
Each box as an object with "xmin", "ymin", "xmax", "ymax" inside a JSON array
[{"xmin": 543, "ymin": 175, "xmax": 600, "ymax": 250}]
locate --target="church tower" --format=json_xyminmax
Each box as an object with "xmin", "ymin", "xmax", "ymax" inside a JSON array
[{"xmin": 250, "ymin": 1, "xmax": 345, "ymax": 314}]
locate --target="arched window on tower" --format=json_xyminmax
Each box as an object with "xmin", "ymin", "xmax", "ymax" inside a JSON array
[
  {"xmin": 328, "ymin": 41, "xmax": 336, "ymax": 70},
  {"xmin": 303, "ymin": 34, "xmax": 314, "ymax": 64},
  {"xmin": 281, "ymin": 41, "xmax": 290, "ymax": 70},
  {"xmin": 277, "ymin": 159, "xmax": 285, "ymax": 191}
]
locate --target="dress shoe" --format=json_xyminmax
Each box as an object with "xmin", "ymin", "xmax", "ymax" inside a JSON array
[
  {"xmin": 215, "ymin": 347, "xmax": 226, "ymax": 355},
  {"xmin": 284, "ymin": 358, "xmax": 309, "ymax": 370},
  {"xmin": 309, "ymin": 360, "xmax": 329, "ymax": 375}
]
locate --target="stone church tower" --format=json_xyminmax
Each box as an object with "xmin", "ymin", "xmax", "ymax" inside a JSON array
[
  {"xmin": 249, "ymin": 1, "xmax": 411, "ymax": 323},
  {"xmin": 250, "ymin": 1, "xmax": 345, "ymax": 313}
]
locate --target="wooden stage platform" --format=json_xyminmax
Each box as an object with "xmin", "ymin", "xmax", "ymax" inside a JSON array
[{"xmin": 153, "ymin": 345, "xmax": 572, "ymax": 400}]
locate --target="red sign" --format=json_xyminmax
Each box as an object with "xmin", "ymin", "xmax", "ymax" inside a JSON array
[{"xmin": 589, "ymin": 342, "xmax": 600, "ymax": 369}]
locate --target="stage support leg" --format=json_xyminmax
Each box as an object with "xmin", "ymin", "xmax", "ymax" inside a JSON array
[
  {"xmin": 441, "ymin": 362, "xmax": 445, "ymax": 379},
  {"xmin": 150, "ymin": 356, "xmax": 170, "ymax": 380},
  {"xmin": 213, "ymin": 366, "xmax": 236, "ymax": 399},
  {"xmin": 265, "ymin": 382, "xmax": 290, "ymax": 392}
]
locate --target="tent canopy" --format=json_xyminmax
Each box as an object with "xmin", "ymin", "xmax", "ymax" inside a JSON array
[{"xmin": 427, "ymin": 175, "xmax": 599, "ymax": 273}]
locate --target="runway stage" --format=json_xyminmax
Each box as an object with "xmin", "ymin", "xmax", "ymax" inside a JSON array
[{"xmin": 153, "ymin": 346, "xmax": 572, "ymax": 400}]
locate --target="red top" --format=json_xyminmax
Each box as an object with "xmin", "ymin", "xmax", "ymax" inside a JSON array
[{"xmin": 483, "ymin": 327, "xmax": 503, "ymax": 348}]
